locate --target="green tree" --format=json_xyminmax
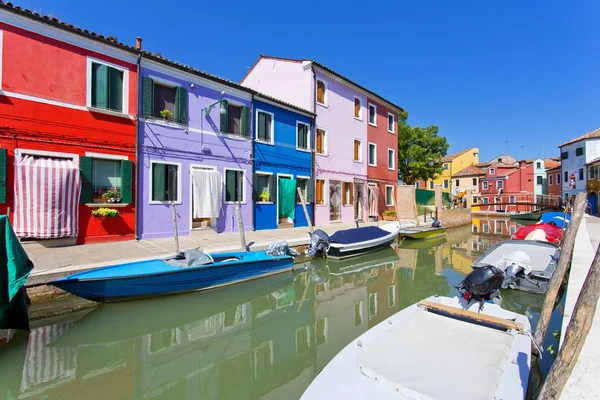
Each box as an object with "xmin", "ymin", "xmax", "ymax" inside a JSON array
[{"xmin": 397, "ymin": 112, "xmax": 449, "ymax": 185}]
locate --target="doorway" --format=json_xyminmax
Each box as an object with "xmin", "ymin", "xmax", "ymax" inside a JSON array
[
  {"xmin": 277, "ymin": 175, "xmax": 295, "ymax": 228},
  {"xmin": 191, "ymin": 166, "xmax": 220, "ymax": 229},
  {"xmin": 329, "ymin": 181, "xmax": 341, "ymax": 221},
  {"xmin": 354, "ymin": 182, "xmax": 364, "ymax": 221}
]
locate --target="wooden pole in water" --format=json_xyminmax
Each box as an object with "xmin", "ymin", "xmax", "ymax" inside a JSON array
[
  {"xmin": 413, "ymin": 186, "xmax": 420, "ymax": 227},
  {"xmin": 537, "ymin": 241, "xmax": 600, "ymax": 399},
  {"xmin": 297, "ymin": 187, "xmax": 314, "ymax": 233},
  {"xmin": 171, "ymin": 202, "xmax": 180, "ymax": 254},
  {"xmin": 534, "ymin": 193, "xmax": 587, "ymax": 349},
  {"xmin": 235, "ymin": 203, "xmax": 247, "ymax": 252}
]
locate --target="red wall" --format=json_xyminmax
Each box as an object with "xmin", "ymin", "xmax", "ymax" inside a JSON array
[
  {"xmin": 367, "ymin": 98, "xmax": 398, "ymax": 215},
  {"xmin": 0, "ymin": 21, "xmax": 137, "ymax": 243},
  {"xmin": 547, "ymin": 169, "xmax": 562, "ymax": 196}
]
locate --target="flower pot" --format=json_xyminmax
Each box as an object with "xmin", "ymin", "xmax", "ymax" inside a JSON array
[{"xmin": 382, "ymin": 214, "xmax": 397, "ymax": 221}]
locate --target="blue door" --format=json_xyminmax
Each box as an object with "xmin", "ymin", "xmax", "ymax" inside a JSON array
[{"xmin": 589, "ymin": 192, "xmax": 597, "ymax": 214}]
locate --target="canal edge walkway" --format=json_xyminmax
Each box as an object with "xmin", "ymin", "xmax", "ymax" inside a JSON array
[{"xmin": 561, "ymin": 215, "xmax": 600, "ymax": 399}]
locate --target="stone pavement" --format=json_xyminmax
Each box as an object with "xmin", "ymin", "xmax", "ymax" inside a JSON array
[
  {"xmin": 23, "ymin": 218, "xmax": 418, "ymax": 285},
  {"xmin": 562, "ymin": 215, "xmax": 600, "ymax": 399}
]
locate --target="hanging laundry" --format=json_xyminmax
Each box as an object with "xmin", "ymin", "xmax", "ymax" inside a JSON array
[
  {"xmin": 192, "ymin": 169, "xmax": 222, "ymax": 218},
  {"xmin": 278, "ymin": 178, "xmax": 297, "ymax": 220}
]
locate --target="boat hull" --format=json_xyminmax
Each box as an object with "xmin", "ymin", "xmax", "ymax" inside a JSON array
[
  {"xmin": 325, "ymin": 222, "xmax": 400, "ymax": 260},
  {"xmin": 398, "ymin": 227, "xmax": 446, "ymax": 240},
  {"xmin": 51, "ymin": 252, "xmax": 294, "ymax": 302}
]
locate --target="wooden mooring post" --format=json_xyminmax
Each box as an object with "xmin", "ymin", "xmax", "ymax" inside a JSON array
[
  {"xmin": 537, "ymin": 235, "xmax": 600, "ymax": 399},
  {"xmin": 170, "ymin": 202, "xmax": 180, "ymax": 254},
  {"xmin": 533, "ymin": 193, "xmax": 587, "ymax": 349},
  {"xmin": 297, "ymin": 187, "xmax": 314, "ymax": 233},
  {"xmin": 235, "ymin": 203, "xmax": 247, "ymax": 252}
]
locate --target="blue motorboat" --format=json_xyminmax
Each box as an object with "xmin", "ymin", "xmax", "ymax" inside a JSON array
[
  {"xmin": 539, "ymin": 211, "xmax": 570, "ymax": 228},
  {"xmin": 50, "ymin": 247, "xmax": 295, "ymax": 303}
]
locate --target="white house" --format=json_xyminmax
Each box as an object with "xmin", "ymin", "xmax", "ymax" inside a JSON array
[{"xmin": 559, "ymin": 128, "xmax": 600, "ymax": 199}]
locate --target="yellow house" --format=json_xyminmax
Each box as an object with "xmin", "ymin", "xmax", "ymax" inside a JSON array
[
  {"xmin": 586, "ymin": 157, "xmax": 600, "ymax": 214},
  {"xmin": 425, "ymin": 148, "xmax": 480, "ymax": 193}
]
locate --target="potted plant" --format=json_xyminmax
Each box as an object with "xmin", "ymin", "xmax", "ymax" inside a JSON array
[
  {"xmin": 260, "ymin": 189, "xmax": 270, "ymax": 202},
  {"xmin": 92, "ymin": 208, "xmax": 119, "ymax": 218},
  {"xmin": 382, "ymin": 209, "xmax": 397, "ymax": 221},
  {"xmin": 159, "ymin": 109, "xmax": 173, "ymax": 120},
  {"xmin": 101, "ymin": 189, "xmax": 121, "ymax": 204}
]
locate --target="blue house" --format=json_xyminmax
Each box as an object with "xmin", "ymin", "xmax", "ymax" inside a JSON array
[{"xmin": 252, "ymin": 95, "xmax": 315, "ymax": 230}]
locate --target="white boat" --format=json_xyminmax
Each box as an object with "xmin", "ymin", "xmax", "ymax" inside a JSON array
[
  {"xmin": 301, "ymin": 295, "xmax": 531, "ymax": 400},
  {"xmin": 306, "ymin": 222, "xmax": 401, "ymax": 260}
]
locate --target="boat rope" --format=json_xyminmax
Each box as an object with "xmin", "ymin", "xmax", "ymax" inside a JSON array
[{"xmin": 519, "ymin": 329, "xmax": 544, "ymax": 359}]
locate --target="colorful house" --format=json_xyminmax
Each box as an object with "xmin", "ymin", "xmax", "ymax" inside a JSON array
[
  {"xmin": 137, "ymin": 52, "xmax": 255, "ymax": 239},
  {"xmin": 424, "ymin": 148, "xmax": 479, "ymax": 193},
  {"xmin": 252, "ymin": 96, "xmax": 315, "ymax": 230},
  {"xmin": 546, "ymin": 164, "xmax": 562, "ymax": 198},
  {"xmin": 559, "ymin": 128, "xmax": 600, "ymax": 201},
  {"xmin": 241, "ymin": 56, "xmax": 403, "ymax": 225},
  {"xmin": 0, "ymin": 4, "xmax": 138, "ymax": 244},
  {"xmin": 479, "ymin": 161, "xmax": 531, "ymax": 212},
  {"xmin": 586, "ymin": 157, "xmax": 600, "ymax": 214},
  {"xmin": 366, "ymin": 97, "xmax": 401, "ymax": 220},
  {"xmin": 451, "ymin": 165, "xmax": 485, "ymax": 206}
]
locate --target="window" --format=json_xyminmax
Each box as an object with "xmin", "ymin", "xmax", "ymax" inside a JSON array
[
  {"xmin": 489, "ymin": 168, "xmax": 495, "ymax": 175},
  {"xmin": 225, "ymin": 169, "xmax": 245, "ymax": 203},
  {"xmin": 368, "ymin": 143, "xmax": 377, "ymax": 166},
  {"xmin": 368, "ymin": 293, "xmax": 377, "ymax": 319},
  {"xmin": 342, "ymin": 182, "xmax": 354, "ymax": 205},
  {"xmin": 254, "ymin": 341, "xmax": 273, "ymax": 380},
  {"xmin": 388, "ymin": 285, "xmax": 396, "ymax": 308},
  {"xmin": 255, "ymin": 173, "xmax": 273, "ymax": 203},
  {"xmin": 472, "ymin": 196, "xmax": 478, "ymax": 204},
  {"xmin": 576, "ymin": 147, "xmax": 584, "ymax": 156},
  {"xmin": 557, "ymin": 173, "xmax": 561, "ymax": 184},
  {"xmin": 316, "ymin": 179, "xmax": 325, "ymax": 205},
  {"xmin": 153, "ymin": 83, "xmax": 176, "ymax": 120},
  {"xmin": 497, "ymin": 157, "xmax": 503, "ymax": 162},
  {"xmin": 151, "ymin": 162, "xmax": 179, "ymax": 202},
  {"xmin": 579, "ymin": 168, "xmax": 584, "ymax": 181},
  {"xmin": 353, "ymin": 140, "xmax": 362, "ymax": 162},
  {"xmin": 388, "ymin": 113, "xmax": 395, "ymax": 133},
  {"xmin": 443, "ymin": 164, "xmax": 448, "ymax": 170},
  {"xmin": 295, "ymin": 326, "xmax": 310, "ymax": 355},
  {"xmin": 456, "ymin": 179, "xmax": 460, "ymax": 187},
  {"xmin": 354, "ymin": 300, "xmax": 363, "ymax": 326},
  {"xmin": 472, "ymin": 225, "xmax": 478, "ymax": 233},
  {"xmin": 228, "ymin": 104, "xmax": 242, "ymax": 135},
  {"xmin": 564, "ymin": 171, "xmax": 568, "ymax": 183},
  {"xmin": 472, "ymin": 178, "xmax": 478, "ymax": 186},
  {"xmin": 549, "ymin": 175, "xmax": 553, "ymax": 185},
  {"xmin": 482, "ymin": 181, "xmax": 489, "ymax": 190},
  {"xmin": 354, "ymin": 97, "xmax": 361, "ymax": 119},
  {"xmin": 415, "ymin": 182, "xmax": 420, "ymax": 189},
  {"xmin": 537, "ymin": 175, "xmax": 543, "ymax": 185},
  {"xmin": 296, "ymin": 177, "xmax": 311, "ymax": 203},
  {"xmin": 482, "ymin": 197, "xmax": 489, "ymax": 204},
  {"xmin": 90, "ymin": 61, "xmax": 125, "ymax": 113},
  {"xmin": 297, "ymin": 122, "xmax": 310, "ymax": 151},
  {"xmin": 589, "ymin": 166, "xmax": 596, "ymax": 180},
  {"xmin": 483, "ymin": 223, "xmax": 489, "ymax": 233},
  {"xmin": 497, "ymin": 180, "xmax": 504, "ymax": 189},
  {"xmin": 443, "ymin": 180, "xmax": 449, "ymax": 189},
  {"xmin": 316, "ymin": 129, "xmax": 326, "ymax": 155},
  {"xmin": 92, "ymin": 159, "xmax": 121, "ymax": 202},
  {"xmin": 316, "ymin": 317, "xmax": 327, "ymax": 346},
  {"xmin": 429, "ymin": 181, "xmax": 434, "ymax": 190},
  {"xmin": 368, "ymin": 103, "xmax": 377, "ymax": 126},
  {"xmin": 386, "ymin": 185, "xmax": 394, "ymax": 206},
  {"xmin": 256, "ymin": 110, "xmax": 274, "ymax": 143},
  {"xmin": 562, "ymin": 151, "xmax": 569, "ymax": 160},
  {"xmin": 388, "ymin": 149, "xmax": 395, "ymax": 170},
  {"xmin": 536, "ymin": 162, "xmax": 542, "ymax": 169},
  {"xmin": 317, "ymin": 80, "xmax": 326, "ymax": 105},
  {"xmin": 509, "ymin": 196, "xmax": 516, "ymax": 203}
]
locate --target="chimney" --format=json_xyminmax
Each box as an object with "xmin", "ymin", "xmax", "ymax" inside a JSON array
[{"xmin": 136, "ymin": 36, "xmax": 142, "ymax": 50}]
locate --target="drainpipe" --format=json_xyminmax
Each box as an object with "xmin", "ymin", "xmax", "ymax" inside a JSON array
[
  {"xmin": 310, "ymin": 64, "xmax": 317, "ymax": 227},
  {"xmin": 251, "ymin": 93, "xmax": 256, "ymax": 231},
  {"xmin": 134, "ymin": 37, "xmax": 142, "ymax": 240}
]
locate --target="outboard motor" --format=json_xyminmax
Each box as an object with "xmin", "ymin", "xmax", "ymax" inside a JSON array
[
  {"xmin": 306, "ymin": 229, "xmax": 331, "ymax": 257},
  {"xmin": 502, "ymin": 263, "xmax": 526, "ymax": 289},
  {"xmin": 455, "ymin": 265, "xmax": 505, "ymax": 310}
]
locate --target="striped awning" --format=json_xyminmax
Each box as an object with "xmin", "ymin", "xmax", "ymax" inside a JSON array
[{"xmin": 13, "ymin": 155, "xmax": 81, "ymax": 238}]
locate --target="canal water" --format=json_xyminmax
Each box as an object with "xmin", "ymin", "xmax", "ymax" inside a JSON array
[{"xmin": 0, "ymin": 222, "xmax": 563, "ymax": 399}]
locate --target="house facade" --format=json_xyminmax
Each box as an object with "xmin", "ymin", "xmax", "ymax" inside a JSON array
[
  {"xmin": 559, "ymin": 128, "xmax": 600, "ymax": 201},
  {"xmin": 478, "ymin": 161, "xmax": 533, "ymax": 212},
  {"xmin": 586, "ymin": 157, "xmax": 600, "ymax": 214},
  {"xmin": 366, "ymin": 97, "xmax": 401, "ymax": 220},
  {"xmin": 546, "ymin": 165, "xmax": 562, "ymax": 197},
  {"xmin": 137, "ymin": 55, "xmax": 254, "ymax": 239},
  {"xmin": 425, "ymin": 147, "xmax": 479, "ymax": 193},
  {"xmin": 252, "ymin": 96, "xmax": 314, "ymax": 230},
  {"xmin": 451, "ymin": 165, "xmax": 485, "ymax": 206},
  {"xmin": 0, "ymin": 4, "xmax": 138, "ymax": 244},
  {"xmin": 241, "ymin": 56, "xmax": 402, "ymax": 225}
]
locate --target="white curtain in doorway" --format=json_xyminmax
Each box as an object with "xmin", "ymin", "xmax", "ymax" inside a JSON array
[
  {"xmin": 192, "ymin": 169, "xmax": 222, "ymax": 218},
  {"xmin": 368, "ymin": 185, "xmax": 379, "ymax": 217}
]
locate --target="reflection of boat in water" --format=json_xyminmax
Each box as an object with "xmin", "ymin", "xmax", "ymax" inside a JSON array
[
  {"xmin": 325, "ymin": 247, "xmax": 400, "ymax": 275},
  {"xmin": 509, "ymin": 213, "xmax": 541, "ymax": 225},
  {"xmin": 302, "ymin": 295, "xmax": 531, "ymax": 400},
  {"xmin": 51, "ymin": 273, "xmax": 294, "ymax": 347},
  {"xmin": 400, "ymin": 236, "xmax": 447, "ymax": 249},
  {"xmin": 398, "ymin": 226, "xmax": 446, "ymax": 240}
]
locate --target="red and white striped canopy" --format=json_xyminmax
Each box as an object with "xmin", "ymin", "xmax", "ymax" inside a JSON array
[{"xmin": 13, "ymin": 155, "xmax": 81, "ymax": 239}]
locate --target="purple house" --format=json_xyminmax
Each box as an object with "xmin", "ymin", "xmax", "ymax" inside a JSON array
[{"xmin": 138, "ymin": 54, "xmax": 254, "ymax": 239}]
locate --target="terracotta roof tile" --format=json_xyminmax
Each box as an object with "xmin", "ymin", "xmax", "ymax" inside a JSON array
[
  {"xmin": 451, "ymin": 165, "xmax": 486, "ymax": 177},
  {"xmin": 441, "ymin": 147, "xmax": 477, "ymax": 162},
  {"xmin": 559, "ymin": 128, "xmax": 600, "ymax": 147}
]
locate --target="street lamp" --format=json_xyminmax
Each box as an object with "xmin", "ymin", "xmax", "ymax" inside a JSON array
[{"xmin": 203, "ymin": 91, "xmax": 227, "ymax": 117}]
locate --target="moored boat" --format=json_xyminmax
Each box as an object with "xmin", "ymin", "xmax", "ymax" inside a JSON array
[
  {"xmin": 306, "ymin": 222, "xmax": 400, "ymax": 260},
  {"xmin": 50, "ymin": 246, "xmax": 296, "ymax": 303},
  {"xmin": 539, "ymin": 211, "xmax": 570, "ymax": 227},
  {"xmin": 398, "ymin": 225, "xmax": 446, "ymax": 240},
  {"xmin": 301, "ymin": 294, "xmax": 531, "ymax": 400},
  {"xmin": 512, "ymin": 223, "xmax": 563, "ymax": 244},
  {"xmin": 509, "ymin": 212, "xmax": 542, "ymax": 224}
]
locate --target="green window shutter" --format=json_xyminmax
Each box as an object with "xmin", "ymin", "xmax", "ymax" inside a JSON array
[
  {"xmin": 167, "ymin": 165, "xmax": 178, "ymax": 201},
  {"xmin": 152, "ymin": 163, "xmax": 166, "ymax": 201},
  {"xmin": 175, "ymin": 86, "xmax": 188, "ymax": 124},
  {"xmin": 269, "ymin": 175, "xmax": 277, "ymax": 203},
  {"xmin": 220, "ymin": 100, "xmax": 229, "ymax": 133},
  {"xmin": 79, "ymin": 156, "xmax": 93, "ymax": 204},
  {"xmin": 91, "ymin": 63, "xmax": 108, "ymax": 109},
  {"xmin": 252, "ymin": 174, "xmax": 260, "ymax": 201},
  {"xmin": 142, "ymin": 77, "xmax": 154, "ymax": 118},
  {"xmin": 0, "ymin": 148, "xmax": 7, "ymax": 204},
  {"xmin": 225, "ymin": 170, "xmax": 235, "ymax": 202},
  {"xmin": 258, "ymin": 112, "xmax": 266, "ymax": 140},
  {"xmin": 307, "ymin": 178, "xmax": 314, "ymax": 203},
  {"xmin": 108, "ymin": 67, "xmax": 124, "ymax": 112},
  {"xmin": 120, "ymin": 160, "xmax": 133, "ymax": 204},
  {"xmin": 241, "ymin": 106, "xmax": 250, "ymax": 137}
]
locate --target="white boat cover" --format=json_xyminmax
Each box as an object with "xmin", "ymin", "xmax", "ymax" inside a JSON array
[
  {"xmin": 473, "ymin": 240, "xmax": 558, "ymax": 273},
  {"xmin": 356, "ymin": 310, "xmax": 514, "ymax": 400},
  {"xmin": 495, "ymin": 250, "xmax": 532, "ymax": 275},
  {"xmin": 524, "ymin": 229, "xmax": 547, "ymax": 241}
]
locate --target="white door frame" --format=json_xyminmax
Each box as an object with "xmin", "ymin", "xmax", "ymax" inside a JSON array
[
  {"xmin": 276, "ymin": 173, "xmax": 294, "ymax": 226},
  {"xmin": 189, "ymin": 164, "xmax": 218, "ymax": 230}
]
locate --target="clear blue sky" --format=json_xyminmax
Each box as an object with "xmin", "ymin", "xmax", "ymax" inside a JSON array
[{"xmin": 24, "ymin": 0, "xmax": 600, "ymax": 161}]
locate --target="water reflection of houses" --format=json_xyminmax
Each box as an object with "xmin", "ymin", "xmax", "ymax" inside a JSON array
[{"xmin": 470, "ymin": 216, "xmax": 521, "ymax": 256}]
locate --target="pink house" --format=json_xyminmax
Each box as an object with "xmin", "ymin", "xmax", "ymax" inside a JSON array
[{"xmin": 478, "ymin": 161, "xmax": 535, "ymax": 212}]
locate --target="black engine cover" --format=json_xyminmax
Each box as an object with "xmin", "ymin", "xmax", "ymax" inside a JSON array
[{"xmin": 460, "ymin": 265, "xmax": 505, "ymax": 299}]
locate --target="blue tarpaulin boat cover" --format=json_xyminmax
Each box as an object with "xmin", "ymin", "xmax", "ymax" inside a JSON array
[
  {"xmin": 540, "ymin": 212, "xmax": 570, "ymax": 227},
  {"xmin": 330, "ymin": 226, "xmax": 389, "ymax": 245}
]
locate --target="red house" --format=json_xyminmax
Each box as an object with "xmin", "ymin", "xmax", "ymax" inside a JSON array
[
  {"xmin": 0, "ymin": 4, "xmax": 138, "ymax": 244},
  {"xmin": 546, "ymin": 164, "xmax": 562, "ymax": 197},
  {"xmin": 478, "ymin": 161, "xmax": 535, "ymax": 212},
  {"xmin": 366, "ymin": 98, "xmax": 400, "ymax": 220}
]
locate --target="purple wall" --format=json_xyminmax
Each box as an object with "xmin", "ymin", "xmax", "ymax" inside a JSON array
[{"xmin": 138, "ymin": 65, "xmax": 253, "ymax": 239}]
